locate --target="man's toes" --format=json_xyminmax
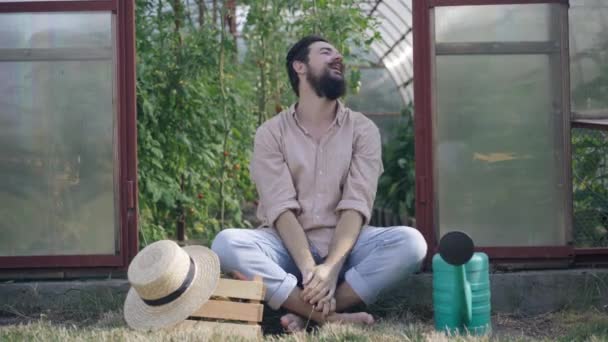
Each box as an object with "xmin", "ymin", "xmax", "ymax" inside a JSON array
[
  {"xmin": 361, "ymin": 313, "xmax": 374, "ymax": 324},
  {"xmin": 288, "ymin": 321, "xmax": 301, "ymax": 332},
  {"xmin": 280, "ymin": 313, "xmax": 305, "ymax": 332},
  {"xmin": 280, "ymin": 316, "xmax": 291, "ymax": 328}
]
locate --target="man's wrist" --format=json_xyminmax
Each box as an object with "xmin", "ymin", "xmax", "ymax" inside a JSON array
[
  {"xmin": 323, "ymin": 255, "xmax": 345, "ymax": 271},
  {"xmin": 298, "ymin": 259, "xmax": 317, "ymax": 275}
]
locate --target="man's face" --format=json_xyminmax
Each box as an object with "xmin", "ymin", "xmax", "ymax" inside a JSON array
[{"xmin": 302, "ymin": 41, "xmax": 346, "ymax": 100}]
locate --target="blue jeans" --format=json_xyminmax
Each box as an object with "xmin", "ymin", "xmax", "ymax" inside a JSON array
[{"xmin": 211, "ymin": 226, "xmax": 427, "ymax": 310}]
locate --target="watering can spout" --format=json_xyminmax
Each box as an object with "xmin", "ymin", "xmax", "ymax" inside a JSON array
[{"xmin": 461, "ymin": 266, "xmax": 473, "ymax": 324}]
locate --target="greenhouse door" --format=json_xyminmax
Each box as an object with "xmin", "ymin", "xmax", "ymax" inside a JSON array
[
  {"xmin": 0, "ymin": 1, "xmax": 137, "ymax": 272},
  {"xmin": 414, "ymin": 0, "xmax": 574, "ymax": 264}
]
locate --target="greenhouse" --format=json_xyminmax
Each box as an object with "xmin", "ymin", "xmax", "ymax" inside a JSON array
[
  {"xmin": 0, "ymin": 0, "xmax": 607, "ymax": 340},
  {"xmin": 1, "ymin": 0, "xmax": 606, "ymax": 270}
]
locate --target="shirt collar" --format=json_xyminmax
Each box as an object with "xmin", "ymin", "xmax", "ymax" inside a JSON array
[
  {"xmin": 290, "ymin": 100, "xmax": 346, "ymax": 127},
  {"xmin": 335, "ymin": 100, "xmax": 346, "ymax": 126}
]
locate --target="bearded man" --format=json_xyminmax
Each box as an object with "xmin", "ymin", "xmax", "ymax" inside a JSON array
[{"xmin": 212, "ymin": 35, "xmax": 427, "ymax": 332}]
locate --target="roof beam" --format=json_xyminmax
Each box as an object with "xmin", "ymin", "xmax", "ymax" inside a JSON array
[
  {"xmin": 380, "ymin": 27, "xmax": 412, "ymax": 61},
  {"xmin": 368, "ymin": 0, "xmax": 383, "ymax": 17}
]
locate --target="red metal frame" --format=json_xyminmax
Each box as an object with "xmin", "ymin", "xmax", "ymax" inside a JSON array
[
  {"xmin": 413, "ymin": 0, "xmax": 601, "ymax": 265},
  {"xmin": 413, "ymin": 0, "xmax": 436, "ymax": 261},
  {"xmin": 0, "ymin": 0, "xmax": 137, "ymax": 270},
  {"xmin": 121, "ymin": 0, "xmax": 139, "ymax": 265},
  {"xmin": 574, "ymin": 248, "xmax": 608, "ymax": 264},
  {"xmin": 477, "ymin": 246, "xmax": 574, "ymax": 259},
  {"xmin": 0, "ymin": 1, "xmax": 117, "ymax": 12},
  {"xmin": 0, "ymin": 256, "xmax": 123, "ymax": 269},
  {"xmin": 430, "ymin": 0, "xmax": 568, "ymax": 6}
]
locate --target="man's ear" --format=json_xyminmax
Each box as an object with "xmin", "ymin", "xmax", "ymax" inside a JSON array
[{"xmin": 293, "ymin": 60, "xmax": 307, "ymax": 75}]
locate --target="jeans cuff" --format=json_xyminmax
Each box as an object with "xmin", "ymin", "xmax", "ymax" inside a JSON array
[
  {"xmin": 267, "ymin": 273, "xmax": 298, "ymax": 310},
  {"xmin": 345, "ymin": 267, "xmax": 377, "ymax": 305}
]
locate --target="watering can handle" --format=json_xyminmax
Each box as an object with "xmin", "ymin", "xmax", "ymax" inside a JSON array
[{"xmin": 460, "ymin": 265, "xmax": 473, "ymax": 324}]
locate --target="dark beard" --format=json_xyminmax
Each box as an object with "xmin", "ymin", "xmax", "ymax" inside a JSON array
[{"xmin": 306, "ymin": 67, "xmax": 346, "ymax": 100}]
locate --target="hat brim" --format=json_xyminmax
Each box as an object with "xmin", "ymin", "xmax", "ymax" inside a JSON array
[{"xmin": 124, "ymin": 245, "xmax": 220, "ymax": 330}]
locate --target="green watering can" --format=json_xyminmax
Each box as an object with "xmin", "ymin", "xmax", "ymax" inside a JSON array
[{"xmin": 433, "ymin": 231, "xmax": 491, "ymax": 335}]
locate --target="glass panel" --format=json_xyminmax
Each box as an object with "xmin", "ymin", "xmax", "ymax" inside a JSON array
[
  {"xmin": 435, "ymin": 4, "xmax": 553, "ymax": 43},
  {"xmin": 378, "ymin": 3, "xmax": 411, "ymax": 31},
  {"xmin": 385, "ymin": 55, "xmax": 409, "ymax": 85},
  {"xmin": 570, "ymin": 0, "xmax": 608, "ymax": 116},
  {"xmin": 399, "ymin": 86, "xmax": 412, "ymax": 104},
  {"xmin": 347, "ymin": 67, "xmax": 405, "ymax": 115},
  {"xmin": 404, "ymin": 33, "xmax": 412, "ymax": 48},
  {"xmin": 377, "ymin": 25, "xmax": 399, "ymax": 44},
  {"xmin": 359, "ymin": 2, "xmax": 373, "ymax": 12},
  {"xmin": 0, "ymin": 12, "xmax": 117, "ymax": 256},
  {"xmin": 0, "ymin": 12, "xmax": 110, "ymax": 49},
  {"xmin": 377, "ymin": 14, "xmax": 402, "ymax": 41},
  {"xmin": 383, "ymin": 0, "xmax": 410, "ymax": 18},
  {"xmin": 385, "ymin": 44, "xmax": 411, "ymax": 67},
  {"xmin": 386, "ymin": 40, "xmax": 414, "ymax": 99},
  {"xmin": 370, "ymin": 40, "xmax": 388, "ymax": 59},
  {"xmin": 434, "ymin": 54, "xmax": 566, "ymax": 246}
]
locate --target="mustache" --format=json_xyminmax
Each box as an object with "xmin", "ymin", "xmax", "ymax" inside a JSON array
[{"xmin": 328, "ymin": 61, "xmax": 344, "ymax": 72}]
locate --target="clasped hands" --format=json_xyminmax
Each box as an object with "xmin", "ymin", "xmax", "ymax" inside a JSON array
[{"xmin": 300, "ymin": 263, "xmax": 341, "ymax": 318}]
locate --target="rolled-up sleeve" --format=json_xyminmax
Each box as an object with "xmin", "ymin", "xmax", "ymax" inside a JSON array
[
  {"xmin": 336, "ymin": 121, "xmax": 384, "ymax": 225},
  {"xmin": 250, "ymin": 125, "xmax": 301, "ymax": 226}
]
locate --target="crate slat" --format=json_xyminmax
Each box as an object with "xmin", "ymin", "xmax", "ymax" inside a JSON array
[
  {"xmin": 192, "ymin": 299, "xmax": 264, "ymax": 322},
  {"xmin": 212, "ymin": 278, "xmax": 265, "ymax": 301}
]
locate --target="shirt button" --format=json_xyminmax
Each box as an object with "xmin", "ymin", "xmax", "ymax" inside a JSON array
[{"xmin": 319, "ymin": 171, "xmax": 323, "ymax": 175}]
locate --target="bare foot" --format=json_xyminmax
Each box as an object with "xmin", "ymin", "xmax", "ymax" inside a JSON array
[
  {"xmin": 326, "ymin": 312, "xmax": 375, "ymax": 326},
  {"xmin": 280, "ymin": 313, "xmax": 306, "ymax": 332}
]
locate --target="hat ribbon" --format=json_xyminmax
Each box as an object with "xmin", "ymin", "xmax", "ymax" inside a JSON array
[{"xmin": 142, "ymin": 257, "xmax": 196, "ymax": 306}]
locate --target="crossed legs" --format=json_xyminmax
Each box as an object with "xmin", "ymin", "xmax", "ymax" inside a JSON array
[{"xmin": 211, "ymin": 226, "xmax": 427, "ymax": 331}]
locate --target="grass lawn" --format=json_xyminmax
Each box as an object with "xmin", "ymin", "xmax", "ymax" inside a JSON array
[{"xmin": 1, "ymin": 308, "xmax": 608, "ymax": 341}]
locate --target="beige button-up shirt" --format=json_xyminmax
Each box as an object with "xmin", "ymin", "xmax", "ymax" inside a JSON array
[{"xmin": 249, "ymin": 101, "xmax": 384, "ymax": 257}]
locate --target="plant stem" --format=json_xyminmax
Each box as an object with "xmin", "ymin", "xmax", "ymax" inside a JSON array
[
  {"xmin": 172, "ymin": 0, "xmax": 186, "ymax": 242},
  {"xmin": 219, "ymin": 0, "xmax": 230, "ymax": 229},
  {"xmin": 198, "ymin": 0, "xmax": 206, "ymax": 27},
  {"xmin": 257, "ymin": 0, "xmax": 268, "ymax": 125},
  {"xmin": 213, "ymin": 0, "xmax": 218, "ymax": 27}
]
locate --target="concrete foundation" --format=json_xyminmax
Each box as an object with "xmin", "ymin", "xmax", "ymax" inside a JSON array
[
  {"xmin": 1, "ymin": 269, "xmax": 607, "ymax": 318},
  {"xmin": 375, "ymin": 269, "xmax": 608, "ymax": 316}
]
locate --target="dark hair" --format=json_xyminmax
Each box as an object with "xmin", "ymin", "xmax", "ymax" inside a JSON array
[{"xmin": 286, "ymin": 35, "xmax": 329, "ymax": 96}]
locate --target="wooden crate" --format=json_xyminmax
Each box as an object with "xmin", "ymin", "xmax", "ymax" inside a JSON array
[{"xmin": 181, "ymin": 275, "xmax": 266, "ymax": 340}]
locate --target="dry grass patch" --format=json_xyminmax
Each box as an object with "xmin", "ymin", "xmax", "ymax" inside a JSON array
[{"xmin": 1, "ymin": 309, "xmax": 608, "ymax": 341}]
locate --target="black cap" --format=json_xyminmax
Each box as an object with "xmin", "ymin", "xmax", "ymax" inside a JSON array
[{"xmin": 438, "ymin": 231, "xmax": 475, "ymax": 266}]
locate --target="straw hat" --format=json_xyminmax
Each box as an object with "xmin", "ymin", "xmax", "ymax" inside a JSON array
[{"xmin": 124, "ymin": 240, "xmax": 220, "ymax": 330}]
